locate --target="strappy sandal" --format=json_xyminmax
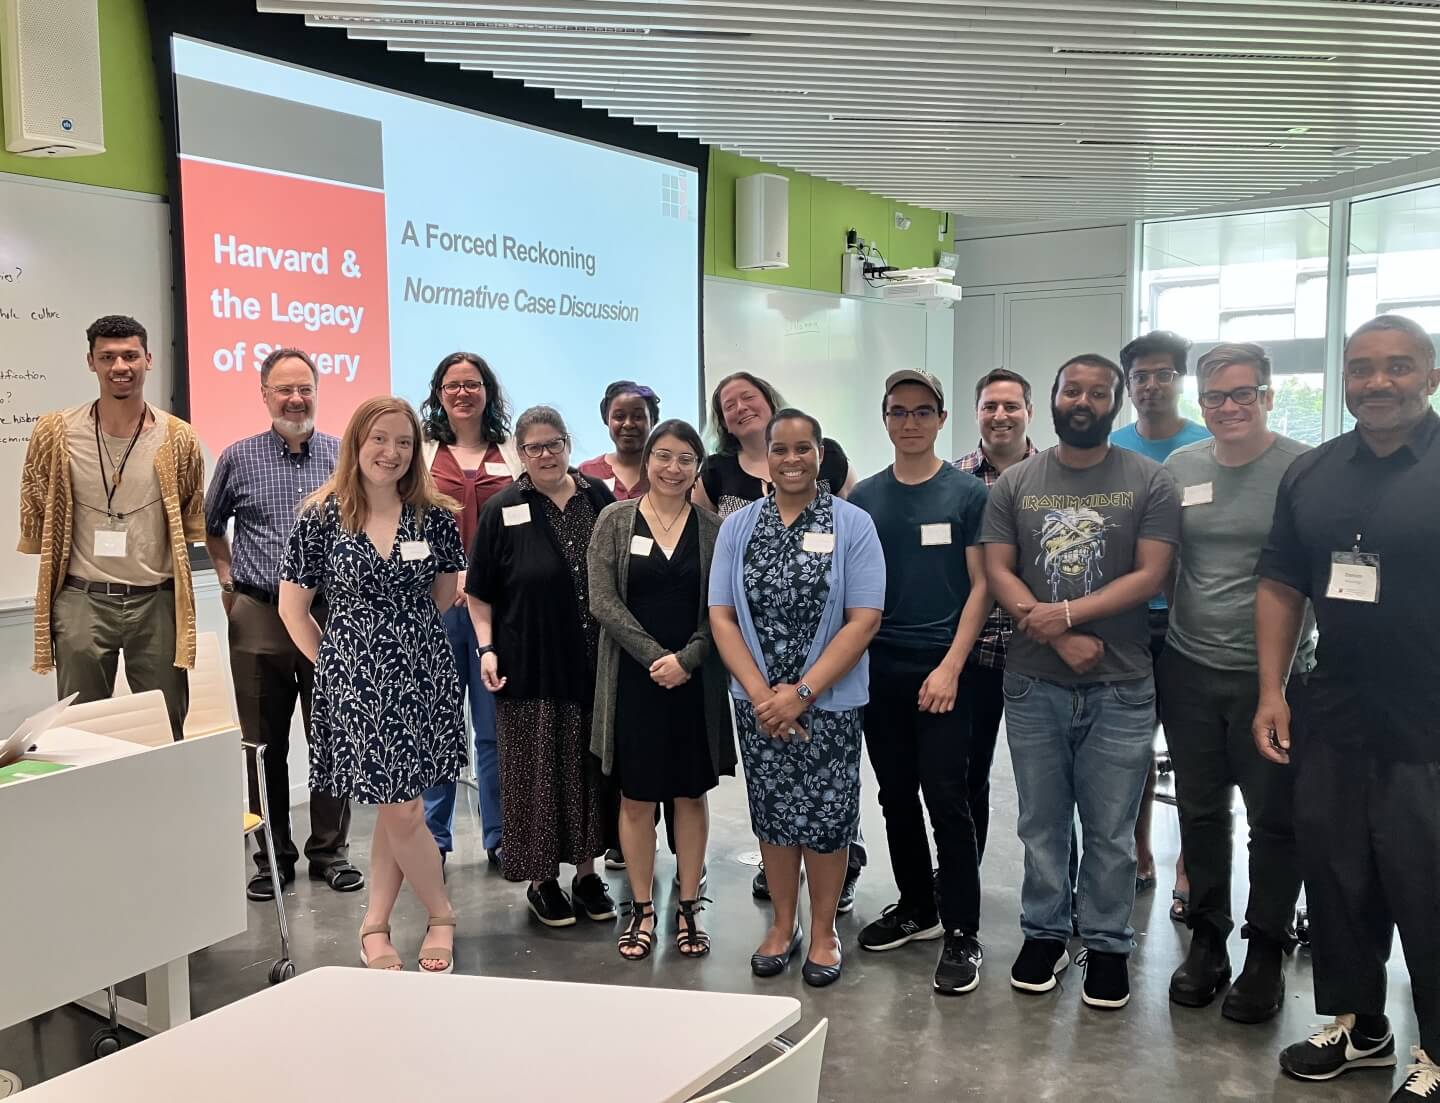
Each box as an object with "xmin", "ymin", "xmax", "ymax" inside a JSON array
[
  {"xmin": 1170, "ymin": 890, "xmax": 1191, "ymax": 924},
  {"xmin": 616, "ymin": 900, "xmax": 657, "ymax": 961},
  {"xmin": 675, "ymin": 896, "xmax": 712, "ymax": 959},
  {"xmin": 419, "ymin": 915, "xmax": 456, "ymax": 974},
  {"xmin": 359, "ymin": 920, "xmax": 402, "ymax": 971}
]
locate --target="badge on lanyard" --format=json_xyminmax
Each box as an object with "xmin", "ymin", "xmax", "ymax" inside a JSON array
[
  {"xmin": 93, "ymin": 518, "xmax": 128, "ymax": 558},
  {"xmin": 1327, "ymin": 550, "xmax": 1380, "ymax": 603}
]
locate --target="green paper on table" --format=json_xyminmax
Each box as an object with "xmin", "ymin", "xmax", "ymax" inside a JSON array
[{"xmin": 0, "ymin": 760, "xmax": 74, "ymax": 786}]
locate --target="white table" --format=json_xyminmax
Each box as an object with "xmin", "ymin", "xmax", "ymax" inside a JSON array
[
  {"xmin": 18, "ymin": 968, "xmax": 804, "ymax": 1102},
  {"xmin": 0, "ymin": 727, "xmax": 246, "ymax": 1036}
]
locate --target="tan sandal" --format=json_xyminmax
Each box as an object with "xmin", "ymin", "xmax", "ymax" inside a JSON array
[
  {"xmin": 359, "ymin": 921, "xmax": 402, "ymax": 971},
  {"xmin": 419, "ymin": 915, "xmax": 456, "ymax": 974}
]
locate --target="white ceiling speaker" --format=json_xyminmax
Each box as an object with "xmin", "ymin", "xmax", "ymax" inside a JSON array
[
  {"xmin": 735, "ymin": 173, "xmax": 789, "ymax": 271},
  {"xmin": 1, "ymin": 0, "xmax": 105, "ymax": 156}
]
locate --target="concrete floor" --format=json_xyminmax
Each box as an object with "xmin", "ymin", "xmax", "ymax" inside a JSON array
[{"xmin": 2, "ymin": 746, "xmax": 1421, "ymax": 1102}]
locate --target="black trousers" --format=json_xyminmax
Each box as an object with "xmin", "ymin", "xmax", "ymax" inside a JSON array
[
  {"xmin": 966, "ymin": 662, "xmax": 1006, "ymax": 862},
  {"xmin": 1292, "ymin": 721, "xmax": 1440, "ymax": 1055},
  {"xmin": 864, "ymin": 651, "xmax": 983, "ymax": 932},
  {"xmin": 229, "ymin": 593, "xmax": 350, "ymax": 873},
  {"xmin": 1156, "ymin": 647, "xmax": 1300, "ymax": 941}
]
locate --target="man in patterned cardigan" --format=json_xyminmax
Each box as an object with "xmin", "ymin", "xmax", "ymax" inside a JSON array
[{"xmin": 18, "ymin": 315, "xmax": 205, "ymax": 739}]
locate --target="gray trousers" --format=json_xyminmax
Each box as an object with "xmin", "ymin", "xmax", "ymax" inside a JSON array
[{"xmin": 52, "ymin": 586, "xmax": 188, "ymax": 740}]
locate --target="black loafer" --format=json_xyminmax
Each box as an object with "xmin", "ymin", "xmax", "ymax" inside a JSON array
[
  {"xmin": 247, "ymin": 868, "xmax": 295, "ymax": 901},
  {"xmin": 751, "ymin": 927, "xmax": 803, "ymax": 977},
  {"xmin": 802, "ymin": 945, "xmax": 844, "ymax": 988},
  {"xmin": 310, "ymin": 861, "xmax": 365, "ymax": 893}
]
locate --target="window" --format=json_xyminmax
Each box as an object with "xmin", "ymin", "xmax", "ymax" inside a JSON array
[
  {"xmin": 1140, "ymin": 207, "xmax": 1330, "ymax": 444},
  {"xmin": 1346, "ymin": 181, "xmax": 1440, "ymax": 422}
]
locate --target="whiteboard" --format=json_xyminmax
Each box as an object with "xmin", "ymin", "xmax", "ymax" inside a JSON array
[
  {"xmin": 0, "ymin": 173, "xmax": 174, "ymax": 608},
  {"xmin": 703, "ymin": 277, "xmax": 955, "ymax": 483}
]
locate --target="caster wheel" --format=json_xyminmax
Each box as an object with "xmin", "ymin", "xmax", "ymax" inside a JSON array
[
  {"xmin": 269, "ymin": 959, "xmax": 296, "ymax": 985},
  {"xmin": 90, "ymin": 1029, "xmax": 121, "ymax": 1059}
]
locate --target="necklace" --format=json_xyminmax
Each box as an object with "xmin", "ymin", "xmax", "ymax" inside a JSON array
[{"xmin": 645, "ymin": 493, "xmax": 687, "ymax": 535}]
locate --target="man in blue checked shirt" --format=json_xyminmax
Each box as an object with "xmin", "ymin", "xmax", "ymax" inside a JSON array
[{"xmin": 205, "ymin": 347, "xmax": 362, "ymax": 902}]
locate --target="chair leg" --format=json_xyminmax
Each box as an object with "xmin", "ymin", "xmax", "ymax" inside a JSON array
[{"xmin": 248, "ymin": 742, "xmax": 293, "ymax": 971}]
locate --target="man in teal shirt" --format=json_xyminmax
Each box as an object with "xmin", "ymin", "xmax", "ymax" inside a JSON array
[{"xmin": 1112, "ymin": 330, "xmax": 1210, "ymax": 918}]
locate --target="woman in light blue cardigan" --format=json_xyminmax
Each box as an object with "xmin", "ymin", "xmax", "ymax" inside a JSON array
[{"xmin": 709, "ymin": 409, "xmax": 884, "ymax": 988}]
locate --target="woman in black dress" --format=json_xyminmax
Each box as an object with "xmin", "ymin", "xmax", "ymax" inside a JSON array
[
  {"xmin": 693, "ymin": 371, "xmax": 857, "ymax": 517},
  {"xmin": 588, "ymin": 420, "xmax": 736, "ymax": 960},
  {"xmin": 465, "ymin": 406, "xmax": 618, "ymax": 928},
  {"xmin": 279, "ymin": 396, "xmax": 467, "ymax": 974}
]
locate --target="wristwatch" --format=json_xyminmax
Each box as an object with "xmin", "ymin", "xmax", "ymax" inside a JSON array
[
  {"xmin": 476, "ymin": 644, "xmax": 496, "ymax": 658},
  {"xmin": 795, "ymin": 682, "xmax": 814, "ymax": 702},
  {"xmin": 220, "ymin": 579, "xmax": 236, "ymax": 594}
]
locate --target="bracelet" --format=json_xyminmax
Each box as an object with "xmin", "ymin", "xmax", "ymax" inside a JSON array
[
  {"xmin": 1064, "ymin": 599, "xmax": 1073, "ymax": 629},
  {"xmin": 476, "ymin": 644, "xmax": 496, "ymax": 658}
]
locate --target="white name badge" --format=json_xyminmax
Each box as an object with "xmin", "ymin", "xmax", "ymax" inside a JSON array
[
  {"xmin": 483, "ymin": 462, "xmax": 511, "ymax": 477},
  {"xmin": 501, "ymin": 504, "xmax": 531, "ymax": 527},
  {"xmin": 1182, "ymin": 482, "xmax": 1214, "ymax": 508},
  {"xmin": 630, "ymin": 535, "xmax": 655, "ymax": 557},
  {"xmin": 93, "ymin": 527, "xmax": 127, "ymax": 557},
  {"xmin": 1326, "ymin": 551, "xmax": 1380, "ymax": 603},
  {"xmin": 920, "ymin": 522, "xmax": 952, "ymax": 547},
  {"xmin": 399, "ymin": 540, "xmax": 431, "ymax": 561},
  {"xmin": 802, "ymin": 531, "xmax": 835, "ymax": 555}
]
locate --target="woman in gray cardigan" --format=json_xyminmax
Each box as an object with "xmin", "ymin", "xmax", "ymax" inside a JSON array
[{"xmin": 588, "ymin": 419, "xmax": 736, "ymax": 962}]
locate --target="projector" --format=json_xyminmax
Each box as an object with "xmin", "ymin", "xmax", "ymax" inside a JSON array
[{"xmin": 874, "ymin": 266, "xmax": 962, "ymax": 307}]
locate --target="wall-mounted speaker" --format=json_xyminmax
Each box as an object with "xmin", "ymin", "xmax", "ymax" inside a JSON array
[
  {"xmin": 735, "ymin": 173, "xmax": 789, "ymax": 271},
  {"xmin": 1, "ymin": 0, "xmax": 105, "ymax": 157}
]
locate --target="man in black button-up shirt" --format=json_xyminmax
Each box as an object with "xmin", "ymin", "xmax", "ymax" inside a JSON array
[{"xmin": 1253, "ymin": 314, "xmax": 1440, "ymax": 1097}]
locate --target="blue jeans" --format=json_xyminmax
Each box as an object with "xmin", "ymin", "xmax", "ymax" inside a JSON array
[
  {"xmin": 1003, "ymin": 671, "xmax": 1156, "ymax": 955},
  {"xmin": 421, "ymin": 604, "xmax": 502, "ymax": 851}
]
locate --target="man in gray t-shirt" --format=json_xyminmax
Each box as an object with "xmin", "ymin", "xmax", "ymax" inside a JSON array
[
  {"xmin": 981, "ymin": 354, "xmax": 1179, "ymax": 1012},
  {"xmin": 1156, "ymin": 342, "xmax": 1309, "ymax": 1024}
]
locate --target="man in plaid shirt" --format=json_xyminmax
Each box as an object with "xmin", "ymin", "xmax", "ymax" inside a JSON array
[{"xmin": 953, "ymin": 368, "xmax": 1038, "ymax": 861}]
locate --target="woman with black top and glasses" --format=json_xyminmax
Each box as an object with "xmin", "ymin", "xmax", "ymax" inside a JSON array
[
  {"xmin": 465, "ymin": 406, "xmax": 617, "ymax": 927},
  {"xmin": 417, "ymin": 352, "xmax": 523, "ymax": 872},
  {"xmin": 588, "ymin": 419, "xmax": 736, "ymax": 961},
  {"xmin": 693, "ymin": 371, "xmax": 857, "ymax": 517}
]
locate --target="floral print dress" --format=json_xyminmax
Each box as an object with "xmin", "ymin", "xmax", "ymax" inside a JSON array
[
  {"xmin": 736, "ymin": 490, "xmax": 863, "ymax": 853},
  {"xmin": 282, "ymin": 496, "xmax": 467, "ymax": 804}
]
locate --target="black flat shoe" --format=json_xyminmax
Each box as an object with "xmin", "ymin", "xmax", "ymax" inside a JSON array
[
  {"xmin": 802, "ymin": 944, "xmax": 844, "ymax": 988},
  {"xmin": 751, "ymin": 927, "xmax": 803, "ymax": 977}
]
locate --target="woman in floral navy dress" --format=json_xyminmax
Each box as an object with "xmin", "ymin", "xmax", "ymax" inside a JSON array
[{"xmin": 279, "ymin": 395, "xmax": 467, "ymax": 975}]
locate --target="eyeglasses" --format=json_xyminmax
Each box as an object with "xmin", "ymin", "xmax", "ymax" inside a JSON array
[
  {"xmin": 650, "ymin": 449, "xmax": 698, "ymax": 470},
  {"xmin": 519, "ymin": 436, "xmax": 569, "ymax": 459},
  {"xmin": 1128, "ymin": 369, "xmax": 1177, "ymax": 386},
  {"xmin": 441, "ymin": 381, "xmax": 485, "ymax": 396},
  {"xmin": 265, "ymin": 384, "xmax": 315, "ymax": 399},
  {"xmin": 884, "ymin": 406, "xmax": 939, "ymax": 423},
  {"xmin": 1198, "ymin": 385, "xmax": 1269, "ymax": 409}
]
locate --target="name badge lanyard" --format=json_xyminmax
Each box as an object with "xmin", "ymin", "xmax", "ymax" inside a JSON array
[{"xmin": 93, "ymin": 402, "xmax": 147, "ymax": 524}]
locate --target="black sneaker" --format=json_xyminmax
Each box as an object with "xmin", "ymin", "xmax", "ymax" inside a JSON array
[
  {"xmin": 1009, "ymin": 938, "xmax": 1070, "ymax": 993},
  {"xmin": 673, "ymin": 863, "xmax": 709, "ymax": 892},
  {"xmin": 246, "ymin": 867, "xmax": 295, "ymax": 901},
  {"xmin": 858, "ymin": 902, "xmax": 943, "ymax": 951},
  {"xmin": 571, "ymin": 873, "xmax": 618, "ymax": 921},
  {"xmin": 1080, "ymin": 949, "xmax": 1131, "ymax": 1009},
  {"xmin": 752, "ymin": 863, "xmax": 769, "ymax": 899},
  {"xmin": 934, "ymin": 931, "xmax": 982, "ymax": 995},
  {"xmin": 604, "ymin": 848, "xmax": 626, "ymax": 870},
  {"xmin": 527, "ymin": 879, "xmax": 576, "ymax": 927},
  {"xmin": 1169, "ymin": 924, "xmax": 1231, "ymax": 1008},
  {"xmin": 1393, "ymin": 1047, "xmax": 1440, "ymax": 1100},
  {"xmin": 836, "ymin": 864, "xmax": 861, "ymax": 915},
  {"xmin": 1279, "ymin": 1016, "xmax": 1397, "ymax": 1081}
]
